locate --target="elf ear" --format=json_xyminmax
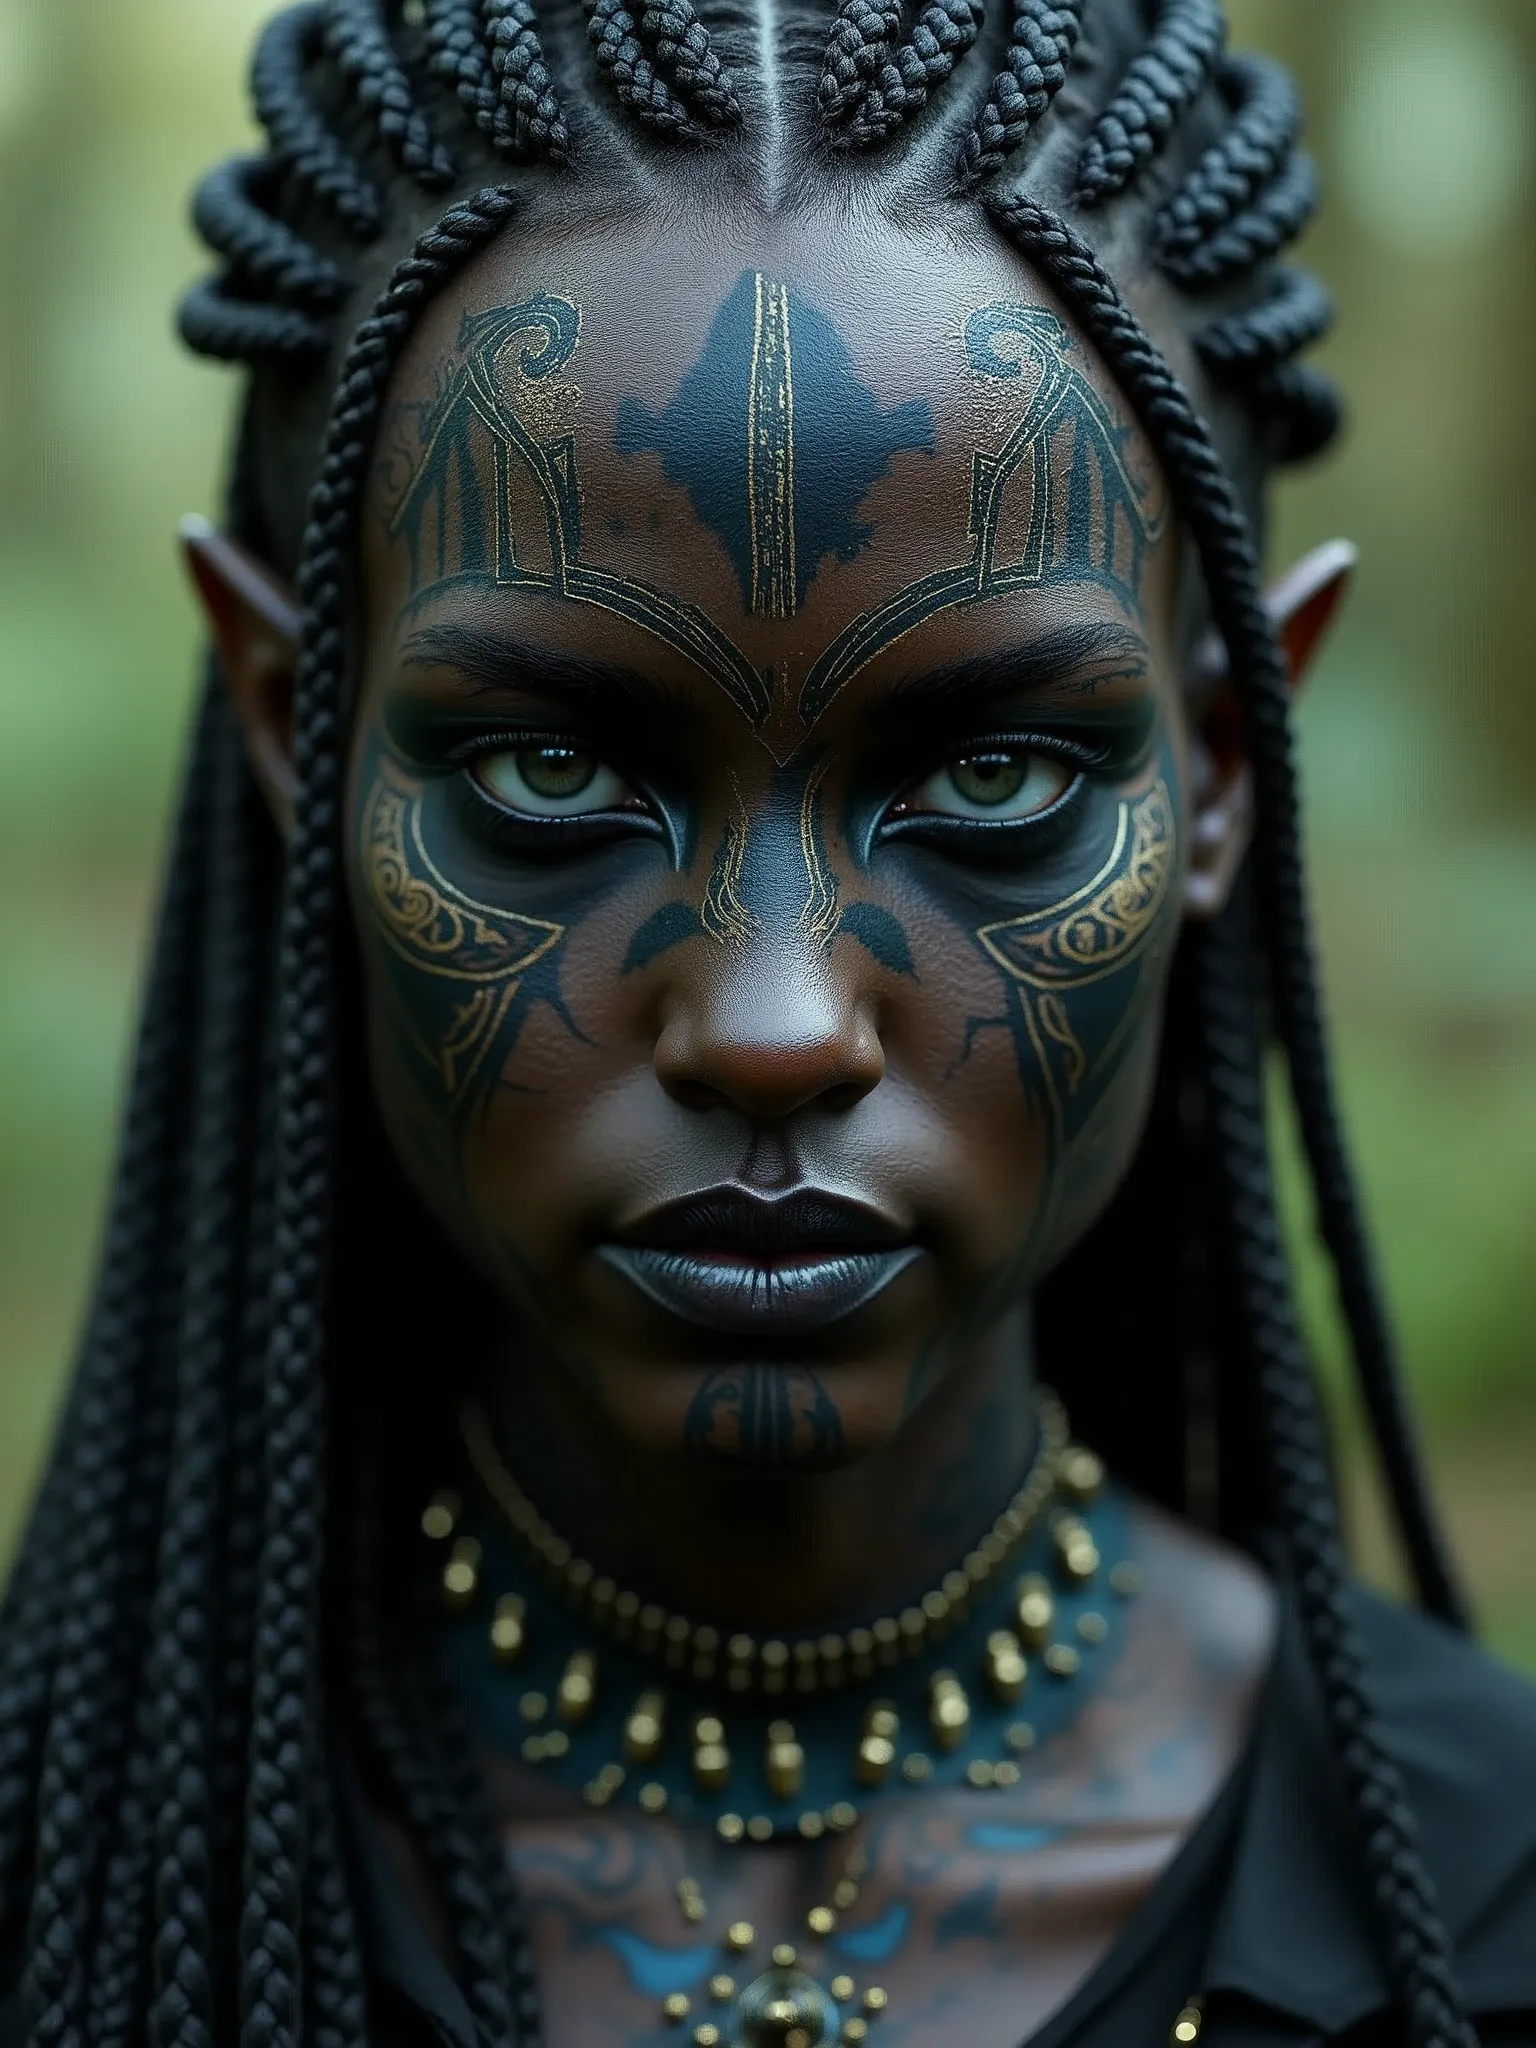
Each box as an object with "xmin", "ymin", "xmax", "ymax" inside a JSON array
[
  {"xmin": 180, "ymin": 515, "xmax": 300, "ymax": 841},
  {"xmin": 1184, "ymin": 539, "xmax": 1358, "ymax": 922}
]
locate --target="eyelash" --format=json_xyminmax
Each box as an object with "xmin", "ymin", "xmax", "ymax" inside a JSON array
[{"xmin": 445, "ymin": 731, "xmax": 663, "ymax": 854}]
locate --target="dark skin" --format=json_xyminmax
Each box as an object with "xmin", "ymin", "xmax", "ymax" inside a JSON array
[{"xmin": 193, "ymin": 211, "xmax": 1355, "ymax": 2045}]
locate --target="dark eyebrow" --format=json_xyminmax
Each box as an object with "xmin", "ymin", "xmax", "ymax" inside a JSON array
[
  {"xmin": 399, "ymin": 625, "xmax": 679, "ymax": 717},
  {"xmin": 881, "ymin": 621, "xmax": 1152, "ymax": 713}
]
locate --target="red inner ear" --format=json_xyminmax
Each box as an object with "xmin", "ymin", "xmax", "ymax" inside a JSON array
[{"xmin": 1279, "ymin": 569, "xmax": 1350, "ymax": 685}]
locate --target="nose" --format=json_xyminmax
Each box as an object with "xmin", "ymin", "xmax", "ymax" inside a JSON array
[{"xmin": 653, "ymin": 937, "xmax": 886, "ymax": 1120}]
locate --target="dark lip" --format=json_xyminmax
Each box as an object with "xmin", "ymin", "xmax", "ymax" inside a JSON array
[
  {"xmin": 596, "ymin": 1244, "xmax": 923, "ymax": 1334},
  {"xmin": 611, "ymin": 1184, "xmax": 909, "ymax": 1257}
]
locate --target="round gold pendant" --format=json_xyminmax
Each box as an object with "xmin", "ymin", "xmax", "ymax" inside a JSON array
[{"xmin": 734, "ymin": 1963, "xmax": 839, "ymax": 2046}]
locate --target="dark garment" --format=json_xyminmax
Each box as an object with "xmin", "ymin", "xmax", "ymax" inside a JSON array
[{"xmin": 4, "ymin": 1586, "xmax": 1536, "ymax": 2045}]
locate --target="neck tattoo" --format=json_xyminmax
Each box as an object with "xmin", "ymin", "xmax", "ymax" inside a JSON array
[{"xmin": 420, "ymin": 1394, "xmax": 1141, "ymax": 2046}]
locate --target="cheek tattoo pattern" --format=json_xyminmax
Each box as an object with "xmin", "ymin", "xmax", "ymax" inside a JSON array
[
  {"xmin": 975, "ymin": 775, "xmax": 1177, "ymax": 1157},
  {"xmin": 359, "ymin": 744, "xmax": 566, "ymax": 1133}
]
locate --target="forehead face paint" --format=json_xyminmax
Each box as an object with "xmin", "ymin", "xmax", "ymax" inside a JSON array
[
  {"xmin": 372, "ymin": 251, "xmax": 1167, "ymax": 761},
  {"xmin": 614, "ymin": 269, "xmax": 934, "ymax": 620}
]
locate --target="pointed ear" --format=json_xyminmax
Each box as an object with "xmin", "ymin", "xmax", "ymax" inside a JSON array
[
  {"xmin": 1184, "ymin": 538, "xmax": 1358, "ymax": 921},
  {"xmin": 181, "ymin": 515, "xmax": 300, "ymax": 840}
]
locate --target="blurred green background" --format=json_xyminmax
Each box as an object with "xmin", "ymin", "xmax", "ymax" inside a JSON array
[{"xmin": 1, "ymin": 2, "xmax": 1531, "ymax": 1661}]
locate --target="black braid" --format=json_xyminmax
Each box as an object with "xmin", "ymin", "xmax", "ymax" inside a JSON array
[
  {"xmin": 234, "ymin": 184, "xmax": 523, "ymax": 2048},
  {"xmin": 1075, "ymin": 0, "xmax": 1226, "ymax": 205},
  {"xmin": 952, "ymin": 0, "xmax": 1081, "ymax": 193},
  {"xmin": 192, "ymin": 158, "xmax": 352, "ymax": 315},
  {"xmin": 322, "ymin": 0, "xmax": 458, "ymax": 187},
  {"xmin": 484, "ymin": 0, "xmax": 572, "ymax": 161},
  {"xmin": 986, "ymin": 199, "xmax": 1474, "ymax": 2041},
  {"xmin": 587, "ymin": 0, "xmax": 741, "ymax": 137},
  {"xmin": 1197, "ymin": 905, "xmax": 1479, "ymax": 2048},
  {"xmin": 1154, "ymin": 52, "xmax": 1316, "ymax": 287},
  {"xmin": 251, "ymin": 5, "xmax": 383, "ymax": 237},
  {"xmin": 819, "ymin": 0, "xmax": 984, "ymax": 150},
  {"xmin": 14, "ymin": 692, "xmax": 217, "ymax": 2045}
]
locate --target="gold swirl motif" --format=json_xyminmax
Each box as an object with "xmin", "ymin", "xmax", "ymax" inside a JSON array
[
  {"xmin": 363, "ymin": 756, "xmax": 564, "ymax": 1097},
  {"xmin": 976, "ymin": 779, "xmax": 1176, "ymax": 1104}
]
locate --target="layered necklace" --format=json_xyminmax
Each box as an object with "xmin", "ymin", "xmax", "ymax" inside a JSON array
[{"xmin": 423, "ymin": 1392, "xmax": 1140, "ymax": 2048}]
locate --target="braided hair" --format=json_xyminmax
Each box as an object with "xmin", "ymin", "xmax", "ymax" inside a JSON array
[{"xmin": 0, "ymin": 2, "xmax": 1477, "ymax": 2044}]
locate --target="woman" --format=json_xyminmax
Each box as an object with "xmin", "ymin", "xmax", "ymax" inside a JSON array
[{"xmin": 2, "ymin": 1, "xmax": 1533, "ymax": 2043}]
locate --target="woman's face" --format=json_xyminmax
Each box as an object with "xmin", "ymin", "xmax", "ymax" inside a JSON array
[{"xmin": 347, "ymin": 213, "xmax": 1187, "ymax": 1469}]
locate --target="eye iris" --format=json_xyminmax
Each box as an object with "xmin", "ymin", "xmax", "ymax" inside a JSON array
[
  {"xmin": 519, "ymin": 744, "xmax": 597, "ymax": 800},
  {"xmin": 950, "ymin": 754, "xmax": 1027, "ymax": 806}
]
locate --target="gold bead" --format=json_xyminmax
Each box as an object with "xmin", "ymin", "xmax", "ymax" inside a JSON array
[
  {"xmin": 1057, "ymin": 1444, "xmax": 1105, "ymax": 1504},
  {"xmin": 583, "ymin": 1780, "xmax": 610, "ymax": 1805},
  {"xmin": 709, "ymin": 1974, "xmax": 735, "ymax": 2004},
  {"xmin": 442, "ymin": 1537, "xmax": 481, "ymax": 1610},
  {"xmin": 624, "ymin": 1691, "xmax": 666, "ymax": 1764},
  {"xmin": 797, "ymin": 1811, "xmax": 825, "ymax": 1840},
  {"xmin": 831, "ymin": 1878, "xmax": 859, "ymax": 1910},
  {"xmin": 1052, "ymin": 1514, "xmax": 1099, "ymax": 1585},
  {"xmin": 898, "ymin": 1607, "xmax": 926, "ymax": 1652},
  {"xmin": 826, "ymin": 1802, "xmax": 858, "ymax": 1833},
  {"xmin": 519, "ymin": 1691, "xmax": 548, "ymax": 1724},
  {"xmin": 638, "ymin": 1602, "xmax": 666, "ymax": 1645},
  {"xmin": 992, "ymin": 1760, "xmax": 1021, "ymax": 1787},
  {"xmin": 1110, "ymin": 1560, "xmax": 1144, "ymax": 1599},
  {"xmin": 520, "ymin": 1735, "xmax": 547, "ymax": 1763},
  {"xmin": 806, "ymin": 1905, "xmax": 836, "ymax": 1938},
  {"xmin": 855, "ymin": 1734, "xmax": 895, "ymax": 1787},
  {"xmin": 843, "ymin": 2020, "xmax": 868, "ymax": 2044},
  {"xmin": 1043, "ymin": 1644, "xmax": 1081, "ymax": 1679},
  {"xmin": 765, "ymin": 1722, "xmax": 805, "ymax": 1799},
  {"xmin": 1077, "ymin": 1611, "xmax": 1108, "ymax": 1646},
  {"xmin": 862, "ymin": 1986, "xmax": 888, "ymax": 2016},
  {"xmin": 900, "ymin": 1752, "xmax": 932, "ymax": 1784},
  {"xmin": 598, "ymin": 1762, "xmax": 625, "ymax": 1789},
  {"xmin": 662, "ymin": 1992, "xmax": 691, "ymax": 2022},
  {"xmin": 965, "ymin": 1760, "xmax": 996, "ymax": 1789},
  {"xmin": 1014, "ymin": 1573, "xmax": 1054, "ymax": 1651},
  {"xmin": 1005, "ymin": 1721, "xmax": 1036, "ymax": 1754},
  {"xmin": 927, "ymin": 1672, "xmax": 970, "ymax": 1752},
  {"xmin": 830, "ymin": 1975, "xmax": 856, "ymax": 2003},
  {"xmin": 871, "ymin": 1618, "xmax": 900, "ymax": 1665},
  {"xmin": 747, "ymin": 1815, "xmax": 774, "ymax": 1842},
  {"xmin": 489, "ymin": 1594, "xmax": 526, "ymax": 1664},
  {"xmin": 726, "ymin": 1921, "xmax": 755, "ymax": 1954},
  {"xmin": 420, "ymin": 1491, "xmax": 459, "ymax": 1541},
  {"xmin": 693, "ymin": 1742, "xmax": 731, "ymax": 1793},
  {"xmin": 863, "ymin": 1702, "xmax": 899, "ymax": 1741},
  {"xmin": 542, "ymin": 1729, "xmax": 570, "ymax": 1759},
  {"xmin": 717, "ymin": 1812, "xmax": 745, "ymax": 1843},
  {"xmin": 984, "ymin": 1628, "xmax": 1028, "ymax": 1705},
  {"xmin": 677, "ymin": 1876, "xmax": 701, "ymax": 1903},
  {"xmin": 726, "ymin": 1633, "xmax": 756, "ymax": 1668},
  {"xmin": 556, "ymin": 1650, "xmax": 596, "ymax": 1725},
  {"xmin": 693, "ymin": 2028, "xmax": 721, "ymax": 2047},
  {"xmin": 1169, "ymin": 2000, "xmax": 1204, "ymax": 2044},
  {"xmin": 693, "ymin": 1714, "xmax": 726, "ymax": 1746},
  {"xmin": 941, "ymin": 1570, "xmax": 970, "ymax": 1616},
  {"xmin": 638, "ymin": 1781, "xmax": 668, "ymax": 1813},
  {"xmin": 771, "ymin": 1943, "xmax": 797, "ymax": 1969},
  {"xmin": 921, "ymin": 1590, "xmax": 950, "ymax": 1634}
]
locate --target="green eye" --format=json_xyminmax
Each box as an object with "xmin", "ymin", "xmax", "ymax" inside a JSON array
[
  {"xmin": 906, "ymin": 750, "xmax": 1076, "ymax": 823},
  {"xmin": 473, "ymin": 743, "xmax": 633, "ymax": 818}
]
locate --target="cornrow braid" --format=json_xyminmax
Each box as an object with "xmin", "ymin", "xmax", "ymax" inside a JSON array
[
  {"xmin": 1154, "ymin": 52, "xmax": 1318, "ymax": 288},
  {"xmin": 251, "ymin": 5, "xmax": 383, "ymax": 237},
  {"xmin": 484, "ymin": 0, "xmax": 572, "ymax": 161},
  {"xmin": 986, "ymin": 196, "xmax": 1474, "ymax": 2044},
  {"xmin": 1075, "ymin": 0, "xmax": 1226, "ymax": 205},
  {"xmin": 818, "ymin": 0, "xmax": 984, "ymax": 151},
  {"xmin": 426, "ymin": 0, "xmax": 569, "ymax": 164},
  {"xmin": 587, "ymin": 0, "xmax": 741, "ymax": 137},
  {"xmin": 322, "ymin": 0, "xmax": 458, "ymax": 188},
  {"xmin": 952, "ymin": 1, "xmax": 1082, "ymax": 194}
]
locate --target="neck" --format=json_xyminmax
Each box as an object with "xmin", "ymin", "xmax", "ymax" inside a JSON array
[{"xmin": 482, "ymin": 1314, "xmax": 1039, "ymax": 1635}]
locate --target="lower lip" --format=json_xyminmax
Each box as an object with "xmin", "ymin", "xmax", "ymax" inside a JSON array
[{"xmin": 596, "ymin": 1245, "xmax": 923, "ymax": 1335}]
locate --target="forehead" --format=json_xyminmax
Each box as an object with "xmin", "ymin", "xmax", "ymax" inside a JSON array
[{"xmin": 364, "ymin": 214, "xmax": 1172, "ymax": 752}]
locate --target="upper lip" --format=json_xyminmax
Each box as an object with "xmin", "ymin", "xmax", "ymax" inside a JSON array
[{"xmin": 611, "ymin": 1185, "xmax": 909, "ymax": 1258}]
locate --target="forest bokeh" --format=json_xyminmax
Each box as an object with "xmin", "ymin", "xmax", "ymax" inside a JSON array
[{"xmin": 1, "ymin": 1, "xmax": 1532, "ymax": 1662}]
